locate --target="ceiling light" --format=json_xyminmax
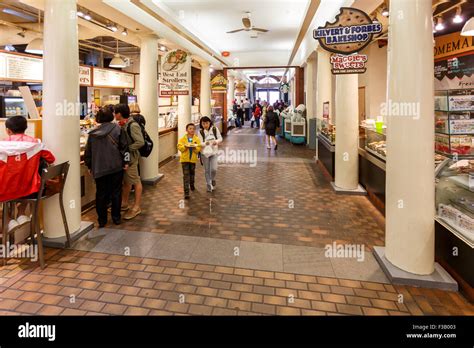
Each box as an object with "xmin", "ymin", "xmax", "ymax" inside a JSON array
[
  {"xmin": 461, "ymin": 17, "xmax": 474, "ymax": 36},
  {"xmin": 77, "ymin": 9, "xmax": 84, "ymax": 17},
  {"xmin": 382, "ymin": 8, "xmax": 389, "ymax": 17},
  {"xmin": 453, "ymin": 6, "xmax": 463, "ymax": 24},
  {"xmin": 122, "ymin": 28, "xmax": 128, "ymax": 36},
  {"xmin": 160, "ymin": 46, "xmax": 167, "ymax": 52},
  {"xmin": 4, "ymin": 45, "xmax": 15, "ymax": 52},
  {"xmin": 25, "ymin": 38, "xmax": 43, "ymax": 54},
  {"xmin": 109, "ymin": 39, "xmax": 126, "ymax": 68},
  {"xmin": 107, "ymin": 23, "xmax": 118, "ymax": 32},
  {"xmin": 84, "ymin": 12, "xmax": 92, "ymax": 21},
  {"xmin": 435, "ymin": 17, "xmax": 445, "ymax": 31},
  {"xmin": 2, "ymin": 8, "xmax": 36, "ymax": 21},
  {"xmin": 372, "ymin": 17, "xmax": 379, "ymax": 23}
]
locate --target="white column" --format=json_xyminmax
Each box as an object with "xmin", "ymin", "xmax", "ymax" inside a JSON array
[
  {"xmin": 385, "ymin": 0, "xmax": 435, "ymax": 275},
  {"xmin": 138, "ymin": 34, "xmax": 159, "ymax": 180},
  {"xmin": 200, "ymin": 62, "xmax": 211, "ymax": 117},
  {"xmin": 334, "ymin": 74, "xmax": 359, "ymax": 190},
  {"xmin": 305, "ymin": 57, "xmax": 316, "ymax": 119},
  {"xmin": 178, "ymin": 55, "xmax": 192, "ymax": 138},
  {"xmin": 316, "ymin": 48, "xmax": 332, "ymax": 128},
  {"xmin": 42, "ymin": 0, "xmax": 81, "ymax": 238},
  {"xmin": 227, "ymin": 75, "xmax": 235, "ymax": 106}
]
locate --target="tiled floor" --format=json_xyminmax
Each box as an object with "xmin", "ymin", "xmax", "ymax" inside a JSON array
[
  {"xmin": 0, "ymin": 124, "xmax": 472, "ymax": 315},
  {"xmin": 84, "ymin": 126, "xmax": 385, "ymax": 249},
  {"xmin": 0, "ymin": 249, "xmax": 472, "ymax": 316}
]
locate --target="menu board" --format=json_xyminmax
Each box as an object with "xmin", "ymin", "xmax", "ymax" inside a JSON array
[
  {"xmin": 0, "ymin": 52, "xmax": 42, "ymax": 81},
  {"xmin": 93, "ymin": 68, "xmax": 134, "ymax": 89}
]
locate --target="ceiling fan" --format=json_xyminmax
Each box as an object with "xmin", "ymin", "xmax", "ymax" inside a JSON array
[{"xmin": 226, "ymin": 11, "xmax": 269, "ymax": 35}]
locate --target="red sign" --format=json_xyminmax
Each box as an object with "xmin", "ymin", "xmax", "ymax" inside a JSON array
[{"xmin": 330, "ymin": 54, "xmax": 368, "ymax": 74}]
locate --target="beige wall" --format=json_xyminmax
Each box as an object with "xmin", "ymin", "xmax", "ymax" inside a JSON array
[{"xmin": 359, "ymin": 43, "xmax": 388, "ymax": 120}]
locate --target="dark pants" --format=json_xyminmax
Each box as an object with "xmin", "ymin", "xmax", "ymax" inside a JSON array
[
  {"xmin": 238, "ymin": 115, "xmax": 245, "ymax": 127},
  {"xmin": 244, "ymin": 108, "xmax": 251, "ymax": 121},
  {"xmin": 95, "ymin": 170, "xmax": 123, "ymax": 226},
  {"xmin": 251, "ymin": 117, "xmax": 260, "ymax": 128},
  {"xmin": 182, "ymin": 162, "xmax": 196, "ymax": 196}
]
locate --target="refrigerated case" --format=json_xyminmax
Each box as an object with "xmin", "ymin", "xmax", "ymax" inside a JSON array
[
  {"xmin": 435, "ymin": 89, "xmax": 474, "ymax": 158},
  {"xmin": 0, "ymin": 96, "xmax": 27, "ymax": 118},
  {"xmin": 435, "ymin": 158, "xmax": 474, "ymax": 301}
]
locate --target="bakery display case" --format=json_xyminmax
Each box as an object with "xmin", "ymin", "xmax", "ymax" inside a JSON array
[
  {"xmin": 320, "ymin": 119, "xmax": 335, "ymax": 144},
  {"xmin": 317, "ymin": 119, "xmax": 335, "ymax": 178},
  {"xmin": 0, "ymin": 96, "xmax": 27, "ymax": 118},
  {"xmin": 435, "ymin": 89, "xmax": 474, "ymax": 158},
  {"xmin": 361, "ymin": 125, "xmax": 386, "ymax": 161},
  {"xmin": 435, "ymin": 158, "xmax": 474, "ymax": 301},
  {"xmin": 436, "ymin": 159, "xmax": 474, "ymax": 243}
]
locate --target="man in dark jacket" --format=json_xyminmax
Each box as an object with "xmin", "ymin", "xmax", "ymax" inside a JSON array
[{"xmin": 84, "ymin": 106, "xmax": 129, "ymax": 227}]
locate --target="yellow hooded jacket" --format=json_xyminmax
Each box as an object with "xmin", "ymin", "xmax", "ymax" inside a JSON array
[{"xmin": 177, "ymin": 134, "xmax": 202, "ymax": 163}]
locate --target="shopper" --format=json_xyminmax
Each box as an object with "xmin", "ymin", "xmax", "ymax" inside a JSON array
[
  {"xmin": 251, "ymin": 103, "xmax": 262, "ymax": 129},
  {"xmin": 236, "ymin": 105, "xmax": 245, "ymax": 128},
  {"xmin": 1, "ymin": 116, "xmax": 55, "ymax": 233},
  {"xmin": 264, "ymin": 105, "xmax": 280, "ymax": 150},
  {"xmin": 129, "ymin": 102, "xmax": 146, "ymax": 127},
  {"xmin": 113, "ymin": 103, "xmax": 144, "ymax": 220},
  {"xmin": 243, "ymin": 98, "xmax": 251, "ymax": 121},
  {"xmin": 198, "ymin": 116, "xmax": 223, "ymax": 192},
  {"xmin": 85, "ymin": 107, "xmax": 129, "ymax": 227},
  {"xmin": 177, "ymin": 123, "xmax": 202, "ymax": 199}
]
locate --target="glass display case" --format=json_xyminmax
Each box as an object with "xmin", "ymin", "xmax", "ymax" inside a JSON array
[
  {"xmin": 362, "ymin": 127, "xmax": 386, "ymax": 161},
  {"xmin": 435, "ymin": 159, "xmax": 474, "ymax": 244},
  {"xmin": 320, "ymin": 119, "xmax": 335, "ymax": 144},
  {"xmin": 435, "ymin": 89, "xmax": 474, "ymax": 157},
  {"xmin": 0, "ymin": 96, "xmax": 27, "ymax": 118}
]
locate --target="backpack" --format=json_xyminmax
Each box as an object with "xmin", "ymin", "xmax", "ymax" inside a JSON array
[
  {"xmin": 127, "ymin": 120, "xmax": 153, "ymax": 158},
  {"xmin": 200, "ymin": 126, "xmax": 217, "ymax": 142}
]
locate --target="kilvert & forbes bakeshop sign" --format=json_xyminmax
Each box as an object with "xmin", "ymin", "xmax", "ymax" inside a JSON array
[{"xmin": 313, "ymin": 7, "xmax": 381, "ymax": 74}]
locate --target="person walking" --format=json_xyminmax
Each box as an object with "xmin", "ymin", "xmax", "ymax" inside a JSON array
[
  {"xmin": 236, "ymin": 105, "xmax": 245, "ymax": 128},
  {"xmin": 251, "ymin": 103, "xmax": 261, "ymax": 129},
  {"xmin": 198, "ymin": 116, "xmax": 223, "ymax": 192},
  {"xmin": 264, "ymin": 106, "xmax": 280, "ymax": 150},
  {"xmin": 85, "ymin": 107, "xmax": 129, "ymax": 227},
  {"xmin": 113, "ymin": 103, "xmax": 144, "ymax": 220},
  {"xmin": 177, "ymin": 123, "xmax": 202, "ymax": 199},
  {"xmin": 243, "ymin": 98, "xmax": 251, "ymax": 121}
]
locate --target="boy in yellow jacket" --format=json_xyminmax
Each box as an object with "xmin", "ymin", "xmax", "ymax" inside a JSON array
[{"xmin": 177, "ymin": 123, "xmax": 202, "ymax": 199}]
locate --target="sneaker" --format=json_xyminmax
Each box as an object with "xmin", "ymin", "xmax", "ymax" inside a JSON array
[
  {"xmin": 207, "ymin": 184, "xmax": 213, "ymax": 192},
  {"xmin": 113, "ymin": 218, "xmax": 121, "ymax": 225},
  {"xmin": 121, "ymin": 205, "xmax": 129, "ymax": 212},
  {"xmin": 274, "ymin": 144, "xmax": 278, "ymax": 150},
  {"xmin": 212, "ymin": 180, "xmax": 216, "ymax": 187},
  {"xmin": 190, "ymin": 184, "xmax": 195, "ymax": 191},
  {"xmin": 124, "ymin": 208, "xmax": 141, "ymax": 220},
  {"xmin": 266, "ymin": 145, "xmax": 271, "ymax": 149},
  {"xmin": 184, "ymin": 194, "xmax": 190, "ymax": 200}
]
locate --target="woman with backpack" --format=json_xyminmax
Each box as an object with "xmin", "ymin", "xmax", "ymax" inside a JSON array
[
  {"xmin": 85, "ymin": 106, "xmax": 130, "ymax": 227},
  {"xmin": 198, "ymin": 116, "xmax": 223, "ymax": 192}
]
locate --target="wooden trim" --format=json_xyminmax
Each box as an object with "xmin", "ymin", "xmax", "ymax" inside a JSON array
[
  {"xmin": 0, "ymin": 49, "xmax": 42, "ymax": 59},
  {"xmin": 287, "ymin": 0, "xmax": 321, "ymax": 66},
  {"xmin": 130, "ymin": 0, "xmax": 228, "ymax": 67},
  {"xmin": 295, "ymin": 67, "xmax": 305, "ymax": 105},
  {"xmin": 159, "ymin": 126, "xmax": 177, "ymax": 136},
  {"xmin": 434, "ymin": 49, "xmax": 474, "ymax": 63},
  {"xmin": 224, "ymin": 66, "xmax": 299, "ymax": 70},
  {"xmin": 437, "ymin": 258, "xmax": 474, "ymax": 303}
]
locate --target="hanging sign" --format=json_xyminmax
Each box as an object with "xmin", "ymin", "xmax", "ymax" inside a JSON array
[
  {"xmin": 79, "ymin": 66, "xmax": 92, "ymax": 86},
  {"xmin": 313, "ymin": 7, "xmax": 382, "ymax": 55},
  {"xmin": 280, "ymin": 82, "xmax": 290, "ymax": 93},
  {"xmin": 93, "ymin": 68, "xmax": 134, "ymax": 89},
  {"xmin": 210, "ymin": 73, "xmax": 227, "ymax": 92},
  {"xmin": 330, "ymin": 53, "xmax": 368, "ymax": 74},
  {"xmin": 159, "ymin": 49, "xmax": 190, "ymax": 96}
]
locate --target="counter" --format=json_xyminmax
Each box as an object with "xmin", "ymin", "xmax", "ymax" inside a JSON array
[{"xmin": 317, "ymin": 133, "xmax": 335, "ymax": 178}]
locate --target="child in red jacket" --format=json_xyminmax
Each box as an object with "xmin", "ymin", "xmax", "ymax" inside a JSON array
[{"xmin": 0, "ymin": 116, "xmax": 55, "ymax": 234}]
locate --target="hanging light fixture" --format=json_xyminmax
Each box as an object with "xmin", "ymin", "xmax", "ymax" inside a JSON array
[
  {"xmin": 121, "ymin": 28, "xmax": 128, "ymax": 36},
  {"xmin": 109, "ymin": 39, "xmax": 126, "ymax": 68},
  {"xmin": 381, "ymin": 8, "xmax": 389, "ymax": 17},
  {"xmin": 84, "ymin": 12, "xmax": 92, "ymax": 21},
  {"xmin": 77, "ymin": 8, "xmax": 84, "ymax": 17},
  {"xmin": 25, "ymin": 9, "xmax": 43, "ymax": 54},
  {"xmin": 453, "ymin": 6, "xmax": 463, "ymax": 24},
  {"xmin": 107, "ymin": 22, "xmax": 118, "ymax": 32},
  {"xmin": 435, "ymin": 17, "xmax": 445, "ymax": 31},
  {"xmin": 461, "ymin": 17, "xmax": 474, "ymax": 36}
]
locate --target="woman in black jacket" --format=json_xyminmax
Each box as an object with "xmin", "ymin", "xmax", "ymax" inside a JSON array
[
  {"xmin": 84, "ymin": 106, "xmax": 129, "ymax": 227},
  {"xmin": 264, "ymin": 106, "xmax": 280, "ymax": 150}
]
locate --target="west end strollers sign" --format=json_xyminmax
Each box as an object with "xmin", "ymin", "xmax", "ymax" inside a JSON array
[{"xmin": 313, "ymin": 7, "xmax": 382, "ymax": 74}]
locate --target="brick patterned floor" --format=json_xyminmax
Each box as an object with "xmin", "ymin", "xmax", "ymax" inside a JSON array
[
  {"xmin": 0, "ymin": 249, "xmax": 472, "ymax": 316},
  {"xmin": 83, "ymin": 126, "xmax": 385, "ymax": 249}
]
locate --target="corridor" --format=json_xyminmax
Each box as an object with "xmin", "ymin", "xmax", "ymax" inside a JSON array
[{"xmin": 0, "ymin": 127, "xmax": 472, "ymax": 316}]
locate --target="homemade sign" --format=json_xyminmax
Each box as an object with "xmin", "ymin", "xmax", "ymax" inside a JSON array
[
  {"xmin": 330, "ymin": 54, "xmax": 368, "ymax": 74},
  {"xmin": 159, "ymin": 49, "xmax": 190, "ymax": 96},
  {"xmin": 313, "ymin": 7, "xmax": 382, "ymax": 55}
]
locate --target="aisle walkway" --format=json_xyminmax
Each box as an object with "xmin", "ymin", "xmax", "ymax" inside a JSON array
[{"xmin": 84, "ymin": 125, "xmax": 385, "ymax": 249}]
